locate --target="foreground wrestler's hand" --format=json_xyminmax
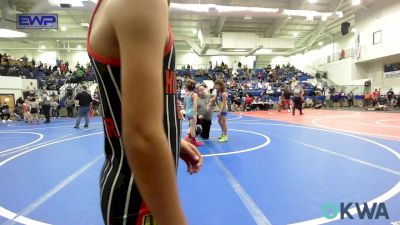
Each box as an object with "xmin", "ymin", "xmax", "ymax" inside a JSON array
[{"xmin": 180, "ymin": 140, "xmax": 203, "ymax": 175}]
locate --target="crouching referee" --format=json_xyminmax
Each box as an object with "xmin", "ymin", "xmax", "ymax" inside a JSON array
[{"xmin": 197, "ymin": 85, "xmax": 213, "ymax": 139}]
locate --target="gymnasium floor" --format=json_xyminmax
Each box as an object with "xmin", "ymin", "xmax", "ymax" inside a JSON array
[{"xmin": 0, "ymin": 109, "xmax": 399, "ymax": 225}]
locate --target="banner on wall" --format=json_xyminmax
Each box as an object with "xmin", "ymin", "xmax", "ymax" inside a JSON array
[
  {"xmin": 384, "ymin": 62, "xmax": 400, "ymax": 78},
  {"xmin": 16, "ymin": 14, "xmax": 58, "ymax": 29}
]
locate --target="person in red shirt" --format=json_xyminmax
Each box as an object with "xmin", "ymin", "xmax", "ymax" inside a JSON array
[
  {"xmin": 245, "ymin": 93, "xmax": 253, "ymax": 110},
  {"xmin": 340, "ymin": 49, "xmax": 345, "ymax": 60},
  {"xmin": 373, "ymin": 88, "xmax": 380, "ymax": 98},
  {"xmin": 60, "ymin": 63, "xmax": 66, "ymax": 73},
  {"xmin": 373, "ymin": 88, "xmax": 380, "ymax": 106}
]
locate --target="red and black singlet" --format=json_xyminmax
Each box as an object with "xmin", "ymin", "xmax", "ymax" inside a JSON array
[{"xmin": 87, "ymin": 1, "xmax": 181, "ymax": 224}]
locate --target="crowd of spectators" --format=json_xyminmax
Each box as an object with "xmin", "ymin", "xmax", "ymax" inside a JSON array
[
  {"xmin": 0, "ymin": 52, "xmax": 95, "ymax": 91},
  {"xmin": 0, "ymin": 52, "xmax": 104, "ymax": 123},
  {"xmin": 8, "ymin": 84, "xmax": 101, "ymax": 124},
  {"xmin": 323, "ymin": 87, "xmax": 400, "ymax": 110},
  {"xmin": 178, "ymin": 63, "xmax": 400, "ymax": 112},
  {"xmin": 178, "ymin": 63, "xmax": 317, "ymax": 111}
]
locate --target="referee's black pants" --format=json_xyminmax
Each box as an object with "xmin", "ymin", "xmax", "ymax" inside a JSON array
[
  {"xmin": 292, "ymin": 97, "xmax": 303, "ymax": 115},
  {"xmin": 42, "ymin": 105, "xmax": 51, "ymax": 123},
  {"xmin": 197, "ymin": 117, "xmax": 212, "ymax": 139}
]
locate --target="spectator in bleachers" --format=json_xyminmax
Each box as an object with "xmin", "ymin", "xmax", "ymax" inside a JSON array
[
  {"xmin": 31, "ymin": 58, "xmax": 35, "ymax": 67},
  {"xmin": 27, "ymin": 81, "xmax": 35, "ymax": 97},
  {"xmin": 20, "ymin": 55, "xmax": 28, "ymax": 66},
  {"xmin": 92, "ymin": 94, "xmax": 100, "ymax": 117},
  {"xmin": 364, "ymin": 80, "xmax": 371, "ymax": 94},
  {"xmin": 66, "ymin": 84, "xmax": 74, "ymax": 97},
  {"xmin": 60, "ymin": 63, "xmax": 66, "ymax": 74},
  {"xmin": 76, "ymin": 67, "xmax": 85, "ymax": 83},
  {"xmin": 347, "ymin": 91, "xmax": 354, "ymax": 107},
  {"xmin": 0, "ymin": 102, "xmax": 11, "ymax": 122},
  {"xmin": 232, "ymin": 95, "xmax": 243, "ymax": 112},
  {"xmin": 51, "ymin": 95, "xmax": 60, "ymax": 118},
  {"xmin": 245, "ymin": 93, "xmax": 253, "ymax": 110},
  {"xmin": 325, "ymin": 92, "xmax": 331, "ymax": 108},
  {"xmin": 332, "ymin": 92, "xmax": 340, "ymax": 109},
  {"xmin": 3, "ymin": 54, "xmax": 9, "ymax": 66},
  {"xmin": 339, "ymin": 49, "xmax": 345, "ymax": 60},
  {"xmin": 65, "ymin": 95, "xmax": 75, "ymax": 118},
  {"xmin": 304, "ymin": 98, "xmax": 314, "ymax": 108}
]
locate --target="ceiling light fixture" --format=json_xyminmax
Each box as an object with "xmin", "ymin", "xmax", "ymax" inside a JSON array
[
  {"xmin": 77, "ymin": 45, "xmax": 82, "ymax": 49},
  {"xmin": 40, "ymin": 45, "xmax": 46, "ymax": 49},
  {"xmin": 170, "ymin": 3, "xmax": 332, "ymax": 18},
  {"xmin": 351, "ymin": 28, "xmax": 357, "ymax": 33},
  {"xmin": 49, "ymin": 0, "xmax": 84, "ymax": 7},
  {"xmin": 0, "ymin": 29, "xmax": 27, "ymax": 38},
  {"xmin": 61, "ymin": 26, "xmax": 67, "ymax": 31},
  {"xmin": 321, "ymin": 15, "xmax": 327, "ymax": 21},
  {"xmin": 306, "ymin": 15, "xmax": 314, "ymax": 21},
  {"xmin": 255, "ymin": 49, "xmax": 272, "ymax": 54},
  {"xmin": 81, "ymin": 23, "xmax": 89, "ymax": 27},
  {"xmin": 336, "ymin": 11, "xmax": 344, "ymax": 18},
  {"xmin": 352, "ymin": 0, "xmax": 361, "ymax": 6},
  {"xmin": 308, "ymin": 0, "xmax": 317, "ymax": 3},
  {"xmin": 318, "ymin": 41, "xmax": 323, "ymax": 46},
  {"xmin": 293, "ymin": 32, "xmax": 299, "ymax": 37}
]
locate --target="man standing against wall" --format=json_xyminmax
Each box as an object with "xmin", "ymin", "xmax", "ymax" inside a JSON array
[
  {"xmin": 387, "ymin": 88, "xmax": 394, "ymax": 106},
  {"xmin": 197, "ymin": 85, "xmax": 213, "ymax": 139},
  {"xmin": 347, "ymin": 91, "xmax": 354, "ymax": 107},
  {"xmin": 74, "ymin": 86, "xmax": 92, "ymax": 129},
  {"xmin": 27, "ymin": 82, "xmax": 35, "ymax": 97}
]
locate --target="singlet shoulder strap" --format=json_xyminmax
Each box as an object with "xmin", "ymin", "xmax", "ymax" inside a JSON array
[
  {"xmin": 164, "ymin": 26, "xmax": 174, "ymax": 56},
  {"xmin": 86, "ymin": 0, "xmax": 120, "ymax": 66}
]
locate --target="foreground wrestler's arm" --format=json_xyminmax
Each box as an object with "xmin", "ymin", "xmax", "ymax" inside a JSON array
[{"xmin": 113, "ymin": 0, "xmax": 186, "ymax": 224}]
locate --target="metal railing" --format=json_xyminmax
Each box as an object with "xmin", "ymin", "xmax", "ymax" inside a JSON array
[{"xmin": 312, "ymin": 48, "xmax": 355, "ymax": 67}]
